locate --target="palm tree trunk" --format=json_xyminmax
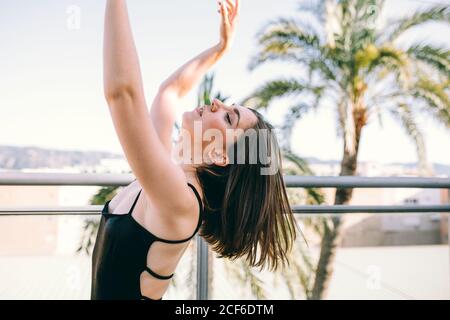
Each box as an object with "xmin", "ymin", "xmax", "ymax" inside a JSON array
[{"xmin": 310, "ymin": 106, "xmax": 365, "ymax": 299}]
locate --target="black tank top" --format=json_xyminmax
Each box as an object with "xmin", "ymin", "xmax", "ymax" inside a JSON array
[{"xmin": 91, "ymin": 182, "xmax": 204, "ymax": 300}]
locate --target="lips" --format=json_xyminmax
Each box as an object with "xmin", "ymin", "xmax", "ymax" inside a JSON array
[{"xmin": 196, "ymin": 106, "xmax": 204, "ymax": 117}]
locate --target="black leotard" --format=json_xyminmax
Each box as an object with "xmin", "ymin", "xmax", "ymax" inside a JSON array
[{"xmin": 91, "ymin": 182, "xmax": 204, "ymax": 300}]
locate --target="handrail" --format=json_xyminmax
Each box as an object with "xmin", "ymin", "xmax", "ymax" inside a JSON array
[
  {"xmin": 0, "ymin": 204, "xmax": 449, "ymax": 215},
  {"xmin": 284, "ymin": 175, "xmax": 450, "ymax": 188},
  {"xmin": 1, "ymin": 172, "xmax": 449, "ymax": 188},
  {"xmin": 0, "ymin": 172, "xmax": 448, "ymax": 300}
]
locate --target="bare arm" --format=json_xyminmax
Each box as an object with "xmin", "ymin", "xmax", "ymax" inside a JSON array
[
  {"xmin": 103, "ymin": 0, "xmax": 143, "ymax": 99},
  {"xmin": 160, "ymin": 0, "xmax": 239, "ymax": 96},
  {"xmin": 151, "ymin": 0, "xmax": 240, "ymax": 152},
  {"xmin": 103, "ymin": 0, "xmax": 196, "ymax": 214},
  {"xmin": 159, "ymin": 44, "xmax": 226, "ymax": 97}
]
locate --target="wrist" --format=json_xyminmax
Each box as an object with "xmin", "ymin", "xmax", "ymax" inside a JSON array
[{"xmin": 215, "ymin": 42, "xmax": 230, "ymax": 56}]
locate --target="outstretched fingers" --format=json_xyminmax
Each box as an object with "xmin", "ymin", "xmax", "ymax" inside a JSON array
[
  {"xmin": 219, "ymin": 1, "xmax": 230, "ymax": 26},
  {"xmin": 226, "ymin": 0, "xmax": 233, "ymax": 14},
  {"xmin": 225, "ymin": 0, "xmax": 239, "ymax": 21}
]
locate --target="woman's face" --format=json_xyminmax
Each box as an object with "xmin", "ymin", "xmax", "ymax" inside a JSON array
[{"xmin": 181, "ymin": 98, "xmax": 258, "ymax": 162}]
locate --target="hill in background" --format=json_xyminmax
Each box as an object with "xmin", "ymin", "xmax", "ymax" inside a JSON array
[{"xmin": 0, "ymin": 145, "xmax": 449, "ymax": 176}]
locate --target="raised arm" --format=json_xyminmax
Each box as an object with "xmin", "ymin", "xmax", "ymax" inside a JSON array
[
  {"xmin": 150, "ymin": 0, "xmax": 240, "ymax": 152},
  {"xmin": 103, "ymin": 0, "xmax": 144, "ymax": 100},
  {"xmin": 103, "ymin": 0, "xmax": 197, "ymax": 214}
]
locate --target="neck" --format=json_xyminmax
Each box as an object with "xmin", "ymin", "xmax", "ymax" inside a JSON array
[
  {"xmin": 180, "ymin": 162, "xmax": 199, "ymax": 181},
  {"xmin": 173, "ymin": 136, "xmax": 204, "ymax": 183}
]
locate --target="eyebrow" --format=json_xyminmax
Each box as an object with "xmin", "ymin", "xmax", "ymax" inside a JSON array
[{"xmin": 233, "ymin": 106, "xmax": 241, "ymax": 128}]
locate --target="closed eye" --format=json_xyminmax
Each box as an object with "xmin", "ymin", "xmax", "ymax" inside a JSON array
[{"xmin": 225, "ymin": 113, "xmax": 232, "ymax": 125}]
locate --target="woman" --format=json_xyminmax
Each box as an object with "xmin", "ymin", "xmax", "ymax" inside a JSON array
[{"xmin": 91, "ymin": 0, "xmax": 298, "ymax": 300}]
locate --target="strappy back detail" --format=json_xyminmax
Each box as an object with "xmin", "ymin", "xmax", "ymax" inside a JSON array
[
  {"xmin": 91, "ymin": 180, "xmax": 205, "ymax": 301},
  {"xmin": 101, "ymin": 182, "xmax": 204, "ymax": 243},
  {"xmin": 145, "ymin": 266, "xmax": 173, "ymax": 280}
]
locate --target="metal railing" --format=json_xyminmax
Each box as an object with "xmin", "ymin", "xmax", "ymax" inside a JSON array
[{"xmin": 0, "ymin": 172, "xmax": 449, "ymax": 299}]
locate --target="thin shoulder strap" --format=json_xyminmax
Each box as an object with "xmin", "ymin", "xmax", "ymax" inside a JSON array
[
  {"xmin": 152, "ymin": 183, "xmax": 204, "ymax": 244},
  {"xmin": 128, "ymin": 189, "xmax": 142, "ymax": 215},
  {"xmin": 128, "ymin": 184, "xmax": 203, "ymax": 244},
  {"xmin": 187, "ymin": 182, "xmax": 204, "ymax": 218},
  {"xmin": 179, "ymin": 182, "xmax": 204, "ymax": 239}
]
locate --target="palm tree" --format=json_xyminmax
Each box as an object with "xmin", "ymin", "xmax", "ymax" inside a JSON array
[{"xmin": 244, "ymin": 0, "xmax": 449, "ymax": 299}]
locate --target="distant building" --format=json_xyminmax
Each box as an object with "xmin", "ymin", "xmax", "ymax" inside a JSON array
[
  {"xmin": 306, "ymin": 160, "xmax": 448, "ymax": 247},
  {"xmin": 0, "ymin": 168, "xmax": 101, "ymax": 256},
  {"xmin": 338, "ymin": 188, "xmax": 444, "ymax": 247},
  {"xmin": 0, "ymin": 185, "xmax": 60, "ymax": 255}
]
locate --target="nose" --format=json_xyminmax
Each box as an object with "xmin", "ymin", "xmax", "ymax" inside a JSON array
[{"xmin": 211, "ymin": 98, "xmax": 223, "ymax": 112}]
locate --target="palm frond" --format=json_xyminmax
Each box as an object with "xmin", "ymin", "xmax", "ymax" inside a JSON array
[
  {"xmin": 250, "ymin": 18, "xmax": 322, "ymax": 70},
  {"xmin": 90, "ymin": 186, "xmax": 118, "ymax": 205},
  {"xmin": 412, "ymin": 77, "xmax": 450, "ymax": 128},
  {"xmin": 283, "ymin": 150, "xmax": 326, "ymax": 206},
  {"xmin": 76, "ymin": 218, "xmax": 99, "ymax": 255},
  {"xmin": 295, "ymin": 242, "xmax": 316, "ymax": 298},
  {"xmin": 309, "ymin": 55, "xmax": 339, "ymax": 83},
  {"xmin": 258, "ymin": 18, "xmax": 321, "ymax": 48},
  {"xmin": 249, "ymin": 50, "xmax": 309, "ymax": 72},
  {"xmin": 282, "ymin": 150, "xmax": 326, "ymax": 251},
  {"xmin": 242, "ymin": 79, "xmax": 313, "ymax": 109},
  {"xmin": 197, "ymin": 73, "xmax": 230, "ymax": 106},
  {"xmin": 279, "ymin": 238, "xmax": 316, "ymax": 299},
  {"xmin": 366, "ymin": 45, "xmax": 412, "ymax": 88},
  {"xmin": 390, "ymin": 103, "xmax": 432, "ymax": 175},
  {"xmin": 332, "ymin": 0, "xmax": 382, "ymax": 54},
  {"xmin": 283, "ymin": 149, "xmax": 314, "ymax": 176},
  {"xmin": 197, "ymin": 73, "xmax": 214, "ymax": 106},
  {"xmin": 386, "ymin": 5, "xmax": 450, "ymax": 42},
  {"xmin": 407, "ymin": 44, "xmax": 450, "ymax": 79}
]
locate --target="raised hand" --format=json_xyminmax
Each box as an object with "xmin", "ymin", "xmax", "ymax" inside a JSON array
[{"xmin": 218, "ymin": 0, "xmax": 240, "ymax": 51}]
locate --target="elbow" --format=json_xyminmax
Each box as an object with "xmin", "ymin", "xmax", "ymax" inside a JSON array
[
  {"xmin": 158, "ymin": 81, "xmax": 184, "ymax": 98},
  {"xmin": 158, "ymin": 81, "xmax": 173, "ymax": 96},
  {"xmin": 158, "ymin": 78, "xmax": 176, "ymax": 92},
  {"xmin": 104, "ymin": 84, "xmax": 139, "ymax": 104}
]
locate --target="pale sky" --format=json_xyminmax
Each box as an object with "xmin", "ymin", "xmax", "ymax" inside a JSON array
[{"xmin": 0, "ymin": 0, "xmax": 449, "ymax": 165}]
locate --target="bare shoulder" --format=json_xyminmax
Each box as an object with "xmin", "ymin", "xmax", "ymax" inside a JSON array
[
  {"xmin": 173, "ymin": 180, "xmax": 203, "ymax": 220},
  {"xmin": 174, "ymin": 181, "xmax": 204, "ymax": 238},
  {"xmin": 141, "ymin": 178, "xmax": 203, "ymax": 219},
  {"xmin": 141, "ymin": 180, "xmax": 203, "ymax": 240},
  {"xmin": 172, "ymin": 180, "xmax": 203, "ymax": 234}
]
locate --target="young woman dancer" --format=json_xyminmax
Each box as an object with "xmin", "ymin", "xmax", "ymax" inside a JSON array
[{"xmin": 91, "ymin": 0, "xmax": 298, "ymax": 300}]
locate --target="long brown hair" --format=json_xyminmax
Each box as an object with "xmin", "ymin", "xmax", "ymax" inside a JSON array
[{"xmin": 196, "ymin": 108, "xmax": 298, "ymax": 272}]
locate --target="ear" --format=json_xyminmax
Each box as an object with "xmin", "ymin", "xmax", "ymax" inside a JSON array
[{"xmin": 207, "ymin": 147, "xmax": 229, "ymax": 167}]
